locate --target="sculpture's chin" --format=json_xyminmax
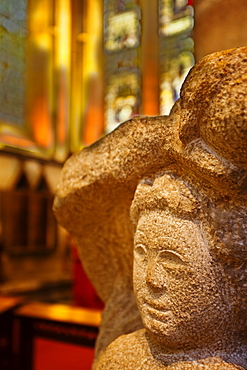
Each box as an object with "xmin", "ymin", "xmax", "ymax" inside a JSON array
[
  {"xmin": 141, "ymin": 312, "xmax": 187, "ymax": 349},
  {"xmin": 142, "ymin": 311, "xmax": 223, "ymax": 351}
]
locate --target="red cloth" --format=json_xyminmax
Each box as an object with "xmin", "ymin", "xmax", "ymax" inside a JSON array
[{"xmin": 72, "ymin": 245, "xmax": 104, "ymax": 309}]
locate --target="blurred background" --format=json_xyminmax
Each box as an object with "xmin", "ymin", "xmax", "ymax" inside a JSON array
[{"xmin": 0, "ymin": 0, "xmax": 247, "ymax": 369}]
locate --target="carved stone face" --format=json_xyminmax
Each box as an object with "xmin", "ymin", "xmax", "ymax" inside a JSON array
[{"xmin": 133, "ymin": 209, "xmax": 234, "ymax": 350}]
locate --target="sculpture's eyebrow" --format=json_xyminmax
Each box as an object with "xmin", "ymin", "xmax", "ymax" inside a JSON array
[{"xmin": 158, "ymin": 249, "xmax": 187, "ymax": 264}]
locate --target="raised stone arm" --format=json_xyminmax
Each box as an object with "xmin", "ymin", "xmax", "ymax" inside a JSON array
[
  {"xmin": 53, "ymin": 112, "xmax": 180, "ymax": 356},
  {"xmin": 53, "ymin": 113, "xmax": 179, "ymax": 296}
]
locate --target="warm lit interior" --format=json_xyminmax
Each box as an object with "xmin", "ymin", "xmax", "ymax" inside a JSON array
[{"xmin": 1, "ymin": 0, "xmax": 245, "ymax": 368}]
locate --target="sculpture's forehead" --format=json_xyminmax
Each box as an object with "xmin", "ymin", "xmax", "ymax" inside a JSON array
[
  {"xmin": 130, "ymin": 172, "xmax": 200, "ymax": 227},
  {"xmin": 135, "ymin": 210, "xmax": 200, "ymax": 247}
]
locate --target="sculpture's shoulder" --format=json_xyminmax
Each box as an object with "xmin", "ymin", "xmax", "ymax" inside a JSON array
[
  {"xmin": 180, "ymin": 358, "xmax": 246, "ymax": 370},
  {"xmin": 93, "ymin": 328, "xmax": 157, "ymax": 370},
  {"xmin": 93, "ymin": 328, "xmax": 246, "ymax": 370}
]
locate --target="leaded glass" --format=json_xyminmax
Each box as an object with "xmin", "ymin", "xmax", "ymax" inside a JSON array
[
  {"xmin": 159, "ymin": 0, "xmax": 193, "ymax": 36},
  {"xmin": 105, "ymin": 72, "xmax": 140, "ymax": 133},
  {"xmin": 160, "ymin": 50, "xmax": 194, "ymax": 115},
  {"xmin": 105, "ymin": 10, "xmax": 140, "ymax": 52},
  {"xmin": 104, "ymin": 0, "xmax": 141, "ymax": 133},
  {"xmin": 104, "ymin": 0, "xmax": 141, "ymax": 53},
  {"xmin": 159, "ymin": 0, "xmax": 194, "ymax": 115}
]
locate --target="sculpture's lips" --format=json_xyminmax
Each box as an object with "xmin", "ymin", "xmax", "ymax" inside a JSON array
[
  {"xmin": 145, "ymin": 302, "xmax": 172, "ymax": 322},
  {"xmin": 147, "ymin": 307, "xmax": 172, "ymax": 323},
  {"xmin": 144, "ymin": 299, "xmax": 170, "ymax": 311}
]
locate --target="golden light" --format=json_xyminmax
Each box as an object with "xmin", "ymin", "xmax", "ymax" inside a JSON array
[
  {"xmin": 80, "ymin": 0, "xmax": 104, "ymax": 146},
  {"xmin": 55, "ymin": 0, "xmax": 71, "ymax": 69}
]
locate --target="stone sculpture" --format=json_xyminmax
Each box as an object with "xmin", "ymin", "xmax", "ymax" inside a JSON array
[{"xmin": 53, "ymin": 47, "xmax": 247, "ymax": 369}]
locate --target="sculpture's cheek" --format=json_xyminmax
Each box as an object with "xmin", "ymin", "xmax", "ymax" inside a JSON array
[{"xmin": 134, "ymin": 261, "xmax": 232, "ymax": 349}]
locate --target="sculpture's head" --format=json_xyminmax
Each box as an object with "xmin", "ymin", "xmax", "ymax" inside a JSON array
[
  {"xmin": 130, "ymin": 172, "xmax": 247, "ymax": 351},
  {"xmin": 179, "ymin": 46, "xmax": 247, "ymax": 171}
]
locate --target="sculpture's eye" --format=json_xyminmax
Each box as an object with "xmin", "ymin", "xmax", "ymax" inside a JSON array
[
  {"xmin": 158, "ymin": 250, "xmax": 185, "ymax": 267},
  {"xmin": 134, "ymin": 244, "xmax": 147, "ymax": 261}
]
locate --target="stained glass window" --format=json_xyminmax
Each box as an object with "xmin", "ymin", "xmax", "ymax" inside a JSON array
[
  {"xmin": 104, "ymin": 0, "xmax": 141, "ymax": 133},
  {"xmin": 104, "ymin": 0, "xmax": 141, "ymax": 53},
  {"xmin": 105, "ymin": 72, "xmax": 140, "ymax": 133},
  {"xmin": 105, "ymin": 10, "xmax": 140, "ymax": 52},
  {"xmin": 159, "ymin": 0, "xmax": 194, "ymax": 115},
  {"xmin": 160, "ymin": 49, "xmax": 194, "ymax": 115}
]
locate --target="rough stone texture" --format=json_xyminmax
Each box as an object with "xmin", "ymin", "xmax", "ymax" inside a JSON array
[{"xmin": 53, "ymin": 47, "xmax": 247, "ymax": 369}]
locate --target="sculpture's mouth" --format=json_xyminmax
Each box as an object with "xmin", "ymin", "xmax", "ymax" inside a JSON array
[
  {"xmin": 145, "ymin": 304, "xmax": 172, "ymax": 323},
  {"xmin": 144, "ymin": 299, "xmax": 170, "ymax": 311}
]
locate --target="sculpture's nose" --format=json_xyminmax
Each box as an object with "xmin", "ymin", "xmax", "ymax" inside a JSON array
[{"xmin": 146, "ymin": 262, "xmax": 165, "ymax": 291}]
